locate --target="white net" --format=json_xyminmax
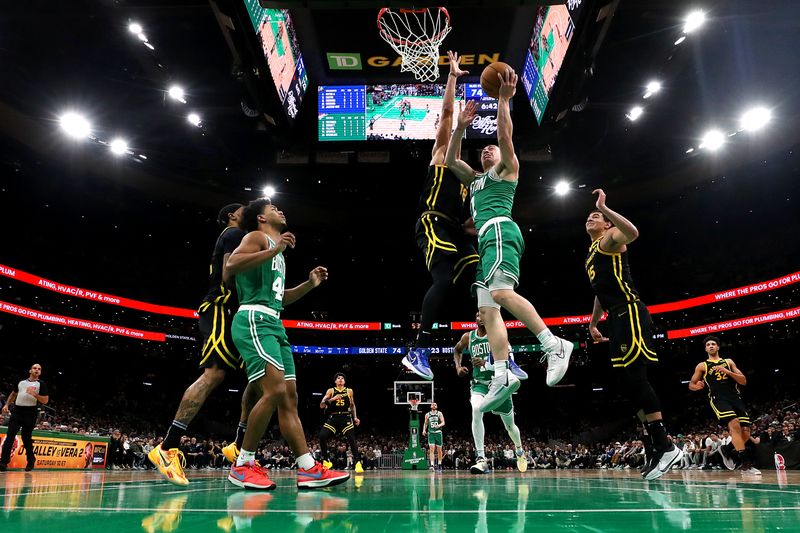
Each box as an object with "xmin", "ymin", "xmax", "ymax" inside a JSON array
[{"xmin": 377, "ymin": 7, "xmax": 451, "ymax": 82}]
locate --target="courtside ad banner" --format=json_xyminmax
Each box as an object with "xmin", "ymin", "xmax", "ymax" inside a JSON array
[{"xmin": 0, "ymin": 428, "xmax": 108, "ymax": 469}]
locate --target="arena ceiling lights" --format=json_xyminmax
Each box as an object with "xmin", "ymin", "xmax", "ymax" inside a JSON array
[
  {"xmin": 739, "ymin": 106, "xmax": 772, "ymax": 132},
  {"xmin": 59, "ymin": 112, "xmax": 92, "ymax": 139},
  {"xmin": 262, "ymin": 185, "xmax": 277, "ymax": 197}
]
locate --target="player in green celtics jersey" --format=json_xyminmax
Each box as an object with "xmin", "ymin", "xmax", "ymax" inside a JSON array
[
  {"xmin": 454, "ymin": 311, "xmax": 528, "ymax": 474},
  {"xmin": 445, "ymin": 68, "xmax": 573, "ymax": 413},
  {"xmin": 422, "ymin": 403, "xmax": 445, "ymax": 471},
  {"xmin": 225, "ymin": 198, "xmax": 349, "ymax": 490}
]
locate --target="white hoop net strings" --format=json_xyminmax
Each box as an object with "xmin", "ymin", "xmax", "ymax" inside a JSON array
[{"xmin": 378, "ymin": 8, "xmax": 452, "ymax": 82}]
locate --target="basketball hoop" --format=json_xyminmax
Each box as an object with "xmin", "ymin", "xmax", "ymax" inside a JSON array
[
  {"xmin": 409, "ymin": 398, "xmax": 420, "ymax": 411},
  {"xmin": 377, "ymin": 7, "xmax": 451, "ymax": 82}
]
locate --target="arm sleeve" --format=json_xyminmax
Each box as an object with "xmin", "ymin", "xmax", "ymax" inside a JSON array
[{"xmin": 38, "ymin": 381, "xmax": 49, "ymax": 396}]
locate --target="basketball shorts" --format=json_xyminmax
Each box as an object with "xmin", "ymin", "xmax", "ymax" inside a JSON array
[
  {"xmin": 427, "ymin": 431, "xmax": 443, "ymax": 446},
  {"xmin": 415, "ymin": 215, "xmax": 478, "ymax": 283},
  {"xmin": 471, "ymin": 384, "xmax": 514, "ymax": 416},
  {"xmin": 473, "ymin": 218, "xmax": 524, "ymax": 294},
  {"xmin": 709, "ymin": 396, "xmax": 751, "ymax": 426},
  {"xmin": 606, "ymin": 301, "xmax": 658, "ymax": 368},
  {"xmin": 231, "ymin": 309, "xmax": 295, "ymax": 383},
  {"xmin": 322, "ymin": 414, "xmax": 355, "ymax": 436},
  {"xmin": 198, "ymin": 300, "xmax": 241, "ymax": 370}
]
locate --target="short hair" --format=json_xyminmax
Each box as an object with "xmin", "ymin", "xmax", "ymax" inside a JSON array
[
  {"xmin": 334, "ymin": 372, "xmax": 346, "ymax": 381},
  {"xmin": 589, "ymin": 209, "xmax": 613, "ymax": 225},
  {"xmin": 241, "ymin": 198, "xmax": 272, "ymax": 232},
  {"xmin": 217, "ymin": 203, "xmax": 243, "ymax": 228},
  {"xmin": 703, "ymin": 335, "xmax": 720, "ymax": 346}
]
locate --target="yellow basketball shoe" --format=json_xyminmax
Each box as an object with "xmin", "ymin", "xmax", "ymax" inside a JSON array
[
  {"xmin": 516, "ymin": 451, "xmax": 528, "ymax": 473},
  {"xmin": 222, "ymin": 442, "xmax": 240, "ymax": 464},
  {"xmin": 322, "ymin": 460, "xmax": 333, "ymax": 470},
  {"xmin": 148, "ymin": 446, "xmax": 189, "ymax": 486},
  {"xmin": 354, "ymin": 461, "xmax": 364, "ymax": 474}
]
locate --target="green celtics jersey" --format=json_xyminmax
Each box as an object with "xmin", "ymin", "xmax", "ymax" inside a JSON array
[
  {"xmin": 464, "ymin": 329, "xmax": 494, "ymax": 384},
  {"xmin": 427, "ymin": 411, "xmax": 443, "ymax": 433},
  {"xmin": 469, "ymin": 167, "xmax": 517, "ymax": 231},
  {"xmin": 235, "ymin": 235, "xmax": 285, "ymax": 312}
]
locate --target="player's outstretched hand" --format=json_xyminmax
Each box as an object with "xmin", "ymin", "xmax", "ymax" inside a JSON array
[
  {"xmin": 308, "ymin": 266, "xmax": 328, "ymax": 287},
  {"xmin": 497, "ymin": 68, "xmax": 518, "ymax": 99},
  {"xmin": 457, "ymin": 100, "xmax": 478, "ymax": 129},
  {"xmin": 593, "ymin": 189, "xmax": 607, "ymax": 210},
  {"xmin": 277, "ymin": 231, "xmax": 296, "ymax": 251},
  {"xmin": 447, "ymin": 51, "xmax": 469, "ymax": 78}
]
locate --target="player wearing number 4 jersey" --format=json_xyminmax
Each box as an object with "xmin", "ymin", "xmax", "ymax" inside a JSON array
[
  {"xmin": 585, "ymin": 189, "xmax": 682, "ymax": 480},
  {"xmin": 225, "ymin": 198, "xmax": 349, "ymax": 490},
  {"xmin": 446, "ymin": 67, "xmax": 573, "ymax": 413}
]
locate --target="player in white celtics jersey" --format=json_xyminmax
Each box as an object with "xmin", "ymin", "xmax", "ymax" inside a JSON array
[
  {"xmin": 454, "ymin": 312, "xmax": 528, "ymax": 473},
  {"xmin": 445, "ymin": 68, "xmax": 573, "ymax": 414},
  {"xmin": 225, "ymin": 198, "xmax": 349, "ymax": 490}
]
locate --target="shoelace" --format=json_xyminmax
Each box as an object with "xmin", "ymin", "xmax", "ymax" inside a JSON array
[
  {"xmin": 540, "ymin": 342, "xmax": 566, "ymax": 364},
  {"xmin": 168, "ymin": 449, "xmax": 187, "ymax": 471}
]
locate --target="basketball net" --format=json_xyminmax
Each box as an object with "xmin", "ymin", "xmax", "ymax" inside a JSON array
[
  {"xmin": 409, "ymin": 398, "xmax": 420, "ymax": 412},
  {"xmin": 377, "ymin": 7, "xmax": 451, "ymax": 82}
]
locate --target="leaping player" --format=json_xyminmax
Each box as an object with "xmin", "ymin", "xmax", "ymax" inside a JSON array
[
  {"xmin": 454, "ymin": 311, "xmax": 528, "ymax": 473},
  {"xmin": 445, "ymin": 68, "xmax": 573, "ymax": 412},
  {"xmin": 403, "ymin": 51, "xmax": 479, "ymax": 380}
]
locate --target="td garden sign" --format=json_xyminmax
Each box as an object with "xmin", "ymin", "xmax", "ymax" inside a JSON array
[{"xmin": 327, "ymin": 52, "xmax": 501, "ymax": 70}]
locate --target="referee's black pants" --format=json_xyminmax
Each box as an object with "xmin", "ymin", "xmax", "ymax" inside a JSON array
[{"xmin": 1, "ymin": 407, "xmax": 37, "ymax": 467}]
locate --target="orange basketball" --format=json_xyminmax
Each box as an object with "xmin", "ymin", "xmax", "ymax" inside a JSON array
[{"xmin": 480, "ymin": 61, "xmax": 513, "ymax": 99}]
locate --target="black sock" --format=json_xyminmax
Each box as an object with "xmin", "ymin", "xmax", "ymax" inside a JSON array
[
  {"xmin": 646, "ymin": 420, "xmax": 670, "ymax": 452},
  {"xmin": 234, "ymin": 422, "xmax": 247, "ymax": 449},
  {"xmin": 162, "ymin": 420, "xmax": 188, "ymax": 450}
]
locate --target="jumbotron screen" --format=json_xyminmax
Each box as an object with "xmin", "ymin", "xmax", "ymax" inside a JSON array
[
  {"xmin": 318, "ymin": 84, "xmax": 503, "ymax": 142},
  {"xmin": 243, "ymin": 1, "xmax": 307, "ymax": 122},
  {"xmin": 521, "ymin": 5, "xmax": 576, "ymax": 124}
]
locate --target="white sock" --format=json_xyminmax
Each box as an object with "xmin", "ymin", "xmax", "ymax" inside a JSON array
[
  {"xmin": 536, "ymin": 328, "xmax": 559, "ymax": 351},
  {"xmin": 500, "ymin": 413, "xmax": 523, "ymax": 448},
  {"xmin": 297, "ymin": 453, "xmax": 315, "ymax": 470},
  {"xmin": 236, "ymin": 449, "xmax": 255, "ymax": 467},
  {"xmin": 494, "ymin": 360, "xmax": 509, "ymax": 379},
  {"xmin": 471, "ymin": 396, "xmax": 485, "ymax": 457}
]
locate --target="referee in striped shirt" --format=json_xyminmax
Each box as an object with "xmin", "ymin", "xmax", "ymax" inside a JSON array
[{"xmin": 0, "ymin": 364, "xmax": 49, "ymax": 471}]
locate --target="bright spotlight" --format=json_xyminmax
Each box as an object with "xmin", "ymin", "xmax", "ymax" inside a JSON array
[
  {"xmin": 674, "ymin": 36, "xmax": 686, "ymax": 45},
  {"xmin": 137, "ymin": 32, "xmax": 148, "ymax": 42},
  {"xmin": 187, "ymin": 113, "xmax": 202, "ymax": 127},
  {"xmin": 109, "ymin": 138, "xmax": 129, "ymax": 155},
  {"xmin": 740, "ymin": 106, "xmax": 772, "ymax": 132},
  {"xmin": 646, "ymin": 81, "xmax": 662, "ymax": 94},
  {"xmin": 128, "ymin": 22, "xmax": 143, "ymax": 34},
  {"xmin": 167, "ymin": 85, "xmax": 186, "ymax": 103},
  {"xmin": 554, "ymin": 181, "xmax": 570, "ymax": 196},
  {"xmin": 59, "ymin": 112, "xmax": 92, "ymax": 139},
  {"xmin": 683, "ymin": 10, "xmax": 706, "ymax": 34},
  {"xmin": 626, "ymin": 106, "xmax": 643, "ymax": 121},
  {"xmin": 263, "ymin": 185, "xmax": 276, "ymax": 197},
  {"xmin": 700, "ymin": 129, "xmax": 725, "ymax": 151}
]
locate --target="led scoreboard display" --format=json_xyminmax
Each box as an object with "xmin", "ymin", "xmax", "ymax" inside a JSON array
[{"xmin": 318, "ymin": 84, "xmax": 504, "ymax": 142}]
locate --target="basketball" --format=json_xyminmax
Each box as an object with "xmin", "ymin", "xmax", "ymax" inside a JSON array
[{"xmin": 480, "ymin": 61, "xmax": 513, "ymax": 99}]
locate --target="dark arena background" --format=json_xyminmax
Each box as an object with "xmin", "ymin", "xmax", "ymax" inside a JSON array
[{"xmin": 1, "ymin": 0, "xmax": 799, "ymax": 531}]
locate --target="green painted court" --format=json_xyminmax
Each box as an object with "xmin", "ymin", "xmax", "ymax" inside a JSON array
[
  {"xmin": 2, "ymin": 470, "xmax": 798, "ymax": 532},
  {"xmin": 368, "ymin": 95, "xmax": 440, "ymax": 123}
]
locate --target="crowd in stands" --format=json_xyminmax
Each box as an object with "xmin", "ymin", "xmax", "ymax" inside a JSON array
[{"xmin": 3, "ymin": 384, "xmax": 795, "ymax": 471}]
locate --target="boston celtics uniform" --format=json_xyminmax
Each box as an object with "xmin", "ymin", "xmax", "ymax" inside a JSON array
[
  {"xmin": 426, "ymin": 411, "xmax": 443, "ymax": 446},
  {"xmin": 585, "ymin": 237, "xmax": 657, "ymax": 368},
  {"xmin": 231, "ymin": 235, "xmax": 295, "ymax": 382},
  {"xmin": 469, "ymin": 167, "xmax": 525, "ymax": 291},
  {"xmin": 463, "ymin": 330, "xmax": 514, "ymax": 415},
  {"xmin": 415, "ymin": 164, "xmax": 478, "ymax": 280},
  {"xmin": 702, "ymin": 359, "xmax": 751, "ymax": 426}
]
